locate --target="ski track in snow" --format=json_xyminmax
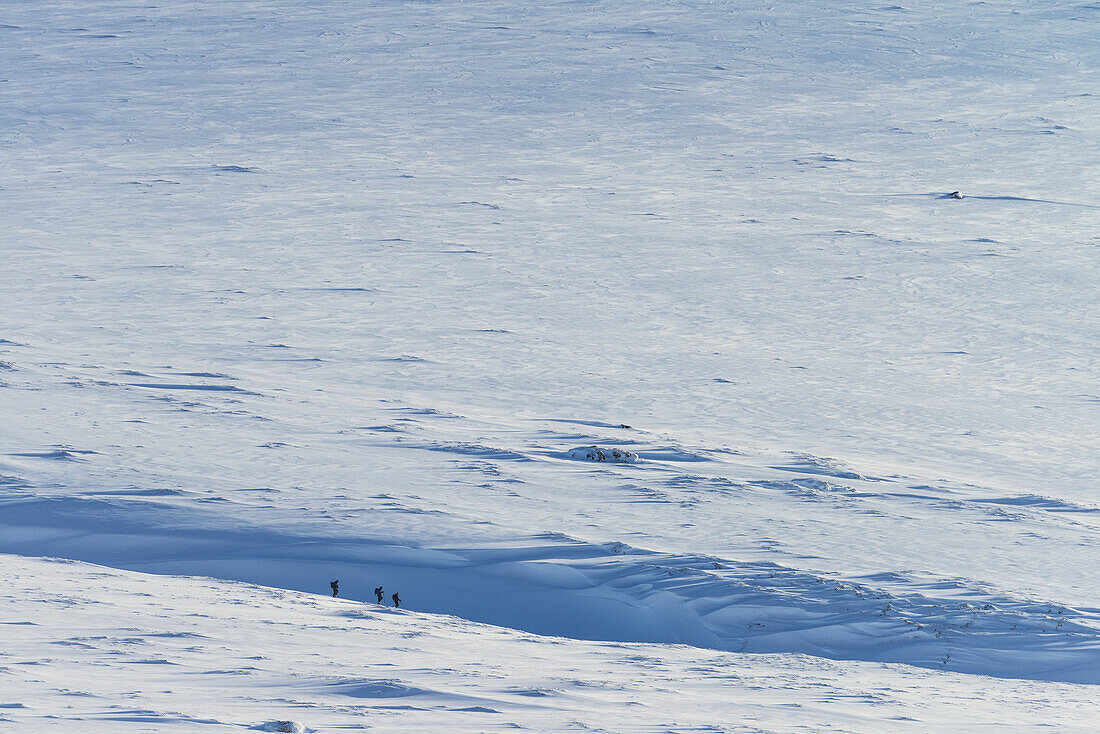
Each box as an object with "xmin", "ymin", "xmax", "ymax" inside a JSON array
[{"xmin": 2, "ymin": 0, "xmax": 1100, "ymax": 729}]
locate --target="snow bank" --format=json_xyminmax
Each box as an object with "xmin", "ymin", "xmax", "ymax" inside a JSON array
[
  {"xmin": 4, "ymin": 553, "xmax": 1099, "ymax": 733},
  {"xmin": 3, "ymin": 495, "xmax": 1097, "ymax": 684}
]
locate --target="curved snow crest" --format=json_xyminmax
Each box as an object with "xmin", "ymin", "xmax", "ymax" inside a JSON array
[
  {"xmin": 8, "ymin": 553, "xmax": 1097, "ymax": 732},
  {"xmin": 567, "ymin": 446, "xmax": 641, "ymax": 464},
  {"xmin": 3, "ymin": 495, "xmax": 1096, "ymax": 684}
]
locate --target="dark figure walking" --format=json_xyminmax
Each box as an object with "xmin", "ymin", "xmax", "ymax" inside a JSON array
[
  {"xmin": 391, "ymin": 592, "xmax": 400, "ymax": 608},
  {"xmin": 374, "ymin": 586, "xmax": 384, "ymax": 604},
  {"xmin": 330, "ymin": 580, "xmax": 339, "ymax": 597}
]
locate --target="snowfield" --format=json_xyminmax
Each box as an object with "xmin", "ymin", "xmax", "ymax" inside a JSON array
[
  {"xmin": 2, "ymin": 0, "xmax": 1099, "ymax": 730},
  {"xmin": 4, "ymin": 555, "xmax": 1100, "ymax": 733}
]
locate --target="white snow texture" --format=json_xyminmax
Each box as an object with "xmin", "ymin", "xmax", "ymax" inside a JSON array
[{"xmin": 1, "ymin": 0, "xmax": 1098, "ymax": 732}]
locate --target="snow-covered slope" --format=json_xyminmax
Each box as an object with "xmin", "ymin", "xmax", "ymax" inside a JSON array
[
  {"xmin": 5, "ymin": 554, "xmax": 1100, "ymax": 733},
  {"xmin": 2, "ymin": 0, "xmax": 1098, "ymax": 729}
]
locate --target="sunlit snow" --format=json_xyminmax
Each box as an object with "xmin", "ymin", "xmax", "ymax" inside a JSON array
[{"xmin": 2, "ymin": 0, "xmax": 1098, "ymax": 730}]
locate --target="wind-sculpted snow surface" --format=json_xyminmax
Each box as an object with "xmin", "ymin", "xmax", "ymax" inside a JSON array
[
  {"xmin": 2, "ymin": 484, "xmax": 1098, "ymax": 683},
  {"xmin": 2, "ymin": 0, "xmax": 1100, "ymax": 728},
  {"xmin": 3, "ymin": 554, "xmax": 1100, "ymax": 733}
]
